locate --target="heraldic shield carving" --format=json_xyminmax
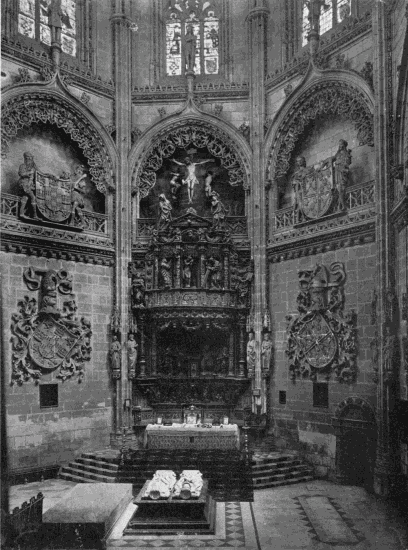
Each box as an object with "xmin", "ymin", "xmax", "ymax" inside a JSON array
[
  {"xmin": 35, "ymin": 171, "xmax": 72, "ymax": 223},
  {"xmin": 10, "ymin": 268, "xmax": 92, "ymax": 385},
  {"xmin": 286, "ymin": 263, "xmax": 357, "ymax": 383},
  {"xmin": 291, "ymin": 157, "xmax": 335, "ymax": 220}
]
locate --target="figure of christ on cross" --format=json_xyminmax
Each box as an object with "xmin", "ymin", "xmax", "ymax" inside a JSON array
[{"xmin": 171, "ymin": 155, "xmax": 213, "ymax": 203}]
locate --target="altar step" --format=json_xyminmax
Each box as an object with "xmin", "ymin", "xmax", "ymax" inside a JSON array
[{"xmin": 251, "ymin": 452, "xmax": 314, "ymax": 489}]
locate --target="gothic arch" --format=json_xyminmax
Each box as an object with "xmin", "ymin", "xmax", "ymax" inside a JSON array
[
  {"xmin": 333, "ymin": 396, "xmax": 376, "ymax": 423},
  {"xmin": 264, "ymin": 72, "xmax": 375, "ymax": 184},
  {"xmin": 1, "ymin": 79, "xmax": 117, "ymax": 194},
  {"xmin": 129, "ymin": 114, "xmax": 252, "ymax": 199}
]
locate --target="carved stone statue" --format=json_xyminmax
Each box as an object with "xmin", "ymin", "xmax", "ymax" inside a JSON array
[
  {"xmin": 211, "ymin": 191, "xmax": 228, "ymax": 228},
  {"xmin": 127, "ymin": 333, "xmax": 138, "ymax": 378},
  {"xmin": 132, "ymin": 277, "xmax": 145, "ymax": 308},
  {"xmin": 170, "ymin": 171, "xmax": 182, "ymax": 201},
  {"xmin": 246, "ymin": 332, "xmax": 256, "ymax": 378},
  {"xmin": 291, "ymin": 156, "xmax": 307, "ymax": 210},
  {"xmin": 203, "ymin": 256, "xmax": 221, "ymax": 289},
  {"xmin": 261, "ymin": 332, "xmax": 273, "ymax": 376},
  {"xmin": 47, "ymin": 0, "xmax": 63, "ymax": 44},
  {"xmin": 173, "ymin": 470, "xmax": 203, "ymax": 499},
  {"xmin": 19, "ymin": 152, "xmax": 38, "ymax": 219},
  {"xmin": 157, "ymin": 193, "xmax": 172, "ymax": 229},
  {"xmin": 70, "ymin": 165, "xmax": 87, "ymax": 226},
  {"xmin": 383, "ymin": 326, "xmax": 397, "ymax": 383},
  {"xmin": 172, "ymin": 155, "xmax": 213, "ymax": 203},
  {"xmin": 334, "ymin": 139, "xmax": 352, "ymax": 210},
  {"xmin": 110, "ymin": 335, "xmax": 121, "ymax": 379},
  {"xmin": 204, "ymin": 171, "xmax": 213, "ymax": 197},
  {"xmin": 184, "ymin": 24, "xmax": 197, "ymax": 72},
  {"xmin": 40, "ymin": 270, "xmax": 59, "ymax": 315},
  {"xmin": 182, "ymin": 255, "xmax": 194, "ymax": 288},
  {"xmin": 144, "ymin": 470, "xmax": 177, "ymax": 500},
  {"xmin": 218, "ymin": 346, "xmax": 229, "ymax": 375},
  {"xmin": 160, "ymin": 257, "xmax": 172, "ymax": 289}
]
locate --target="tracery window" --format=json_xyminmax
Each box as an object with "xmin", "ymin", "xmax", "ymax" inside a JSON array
[
  {"xmin": 301, "ymin": 0, "xmax": 351, "ymax": 46},
  {"xmin": 165, "ymin": 0, "xmax": 219, "ymax": 77},
  {"xmin": 18, "ymin": 0, "xmax": 77, "ymax": 56}
]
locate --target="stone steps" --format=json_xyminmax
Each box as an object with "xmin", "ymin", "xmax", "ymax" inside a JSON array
[{"xmin": 250, "ymin": 452, "xmax": 314, "ymax": 489}]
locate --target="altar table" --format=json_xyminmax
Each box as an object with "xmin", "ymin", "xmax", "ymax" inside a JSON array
[{"xmin": 144, "ymin": 424, "xmax": 240, "ymax": 450}]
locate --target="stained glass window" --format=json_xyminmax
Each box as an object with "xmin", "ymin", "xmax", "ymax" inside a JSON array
[
  {"xmin": 301, "ymin": 0, "xmax": 351, "ymax": 47},
  {"xmin": 18, "ymin": 0, "xmax": 77, "ymax": 57},
  {"xmin": 165, "ymin": 1, "xmax": 219, "ymax": 77}
]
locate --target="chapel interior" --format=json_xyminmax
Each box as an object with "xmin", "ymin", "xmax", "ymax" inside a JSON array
[{"xmin": 1, "ymin": 0, "xmax": 408, "ymax": 549}]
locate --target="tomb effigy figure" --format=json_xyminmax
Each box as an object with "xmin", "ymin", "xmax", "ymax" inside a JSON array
[
  {"xmin": 19, "ymin": 152, "xmax": 38, "ymax": 218},
  {"xmin": 144, "ymin": 470, "xmax": 177, "ymax": 500},
  {"xmin": 334, "ymin": 139, "xmax": 352, "ymax": 210},
  {"xmin": 246, "ymin": 331, "xmax": 256, "ymax": 377},
  {"xmin": 160, "ymin": 257, "xmax": 172, "ymax": 288},
  {"xmin": 173, "ymin": 470, "xmax": 203, "ymax": 499},
  {"xmin": 70, "ymin": 165, "xmax": 87, "ymax": 226}
]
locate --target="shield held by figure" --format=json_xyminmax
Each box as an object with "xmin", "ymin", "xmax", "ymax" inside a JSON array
[
  {"xmin": 35, "ymin": 171, "xmax": 72, "ymax": 223},
  {"xmin": 299, "ymin": 159, "xmax": 334, "ymax": 219},
  {"xmin": 29, "ymin": 317, "xmax": 79, "ymax": 370}
]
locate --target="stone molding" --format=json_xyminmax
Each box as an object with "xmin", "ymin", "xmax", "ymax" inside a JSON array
[
  {"xmin": 333, "ymin": 396, "xmax": 376, "ymax": 422},
  {"xmin": 1, "ymin": 83, "xmax": 116, "ymax": 195}
]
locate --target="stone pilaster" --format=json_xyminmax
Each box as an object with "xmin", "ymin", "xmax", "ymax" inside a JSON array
[
  {"xmin": 246, "ymin": 0, "xmax": 269, "ymax": 412},
  {"xmin": 110, "ymin": 1, "xmax": 133, "ymax": 435}
]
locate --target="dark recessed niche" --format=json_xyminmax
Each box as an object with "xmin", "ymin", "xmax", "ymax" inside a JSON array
[
  {"xmin": 39, "ymin": 384, "xmax": 58, "ymax": 408},
  {"xmin": 279, "ymin": 391, "xmax": 287, "ymax": 405},
  {"xmin": 313, "ymin": 382, "xmax": 328, "ymax": 408}
]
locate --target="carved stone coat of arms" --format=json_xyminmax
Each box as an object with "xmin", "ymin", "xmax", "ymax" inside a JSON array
[
  {"xmin": 10, "ymin": 268, "xmax": 92, "ymax": 385},
  {"xmin": 286, "ymin": 263, "xmax": 357, "ymax": 383}
]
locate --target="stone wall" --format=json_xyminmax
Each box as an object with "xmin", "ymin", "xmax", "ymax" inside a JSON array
[
  {"xmin": 269, "ymin": 244, "xmax": 378, "ymax": 478},
  {"xmin": 1, "ymin": 253, "xmax": 113, "ymax": 474}
]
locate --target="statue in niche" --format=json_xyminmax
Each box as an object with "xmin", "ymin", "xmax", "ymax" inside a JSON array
[
  {"xmin": 47, "ymin": 0, "xmax": 63, "ymax": 44},
  {"xmin": 185, "ymin": 24, "xmax": 197, "ymax": 72},
  {"xmin": 127, "ymin": 334, "xmax": 138, "ymax": 378},
  {"xmin": 203, "ymin": 256, "xmax": 221, "ymax": 289},
  {"xmin": 201, "ymin": 344, "xmax": 214, "ymax": 374},
  {"xmin": 246, "ymin": 332, "xmax": 256, "ymax": 378},
  {"xmin": 182, "ymin": 256, "xmax": 194, "ymax": 288},
  {"xmin": 261, "ymin": 332, "xmax": 273, "ymax": 376},
  {"xmin": 236, "ymin": 263, "xmax": 254, "ymax": 307},
  {"xmin": 291, "ymin": 156, "xmax": 307, "ymax": 210},
  {"xmin": 383, "ymin": 326, "xmax": 398, "ymax": 383},
  {"xmin": 157, "ymin": 194, "xmax": 172, "ymax": 229},
  {"xmin": 172, "ymin": 155, "xmax": 213, "ymax": 203},
  {"xmin": 110, "ymin": 335, "xmax": 121, "ymax": 379},
  {"xmin": 160, "ymin": 257, "xmax": 172, "ymax": 289},
  {"xmin": 132, "ymin": 276, "xmax": 145, "ymax": 309},
  {"xmin": 334, "ymin": 139, "xmax": 352, "ymax": 210},
  {"xmin": 218, "ymin": 346, "xmax": 229, "ymax": 375},
  {"xmin": 70, "ymin": 165, "xmax": 87, "ymax": 226},
  {"xmin": 19, "ymin": 152, "xmax": 38, "ymax": 219},
  {"xmin": 204, "ymin": 171, "xmax": 213, "ymax": 198},
  {"xmin": 211, "ymin": 191, "xmax": 228, "ymax": 228}
]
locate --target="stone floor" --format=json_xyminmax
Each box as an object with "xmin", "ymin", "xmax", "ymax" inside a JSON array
[{"xmin": 8, "ymin": 479, "xmax": 408, "ymax": 549}]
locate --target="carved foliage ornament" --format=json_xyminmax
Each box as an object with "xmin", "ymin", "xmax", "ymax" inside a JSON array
[
  {"xmin": 134, "ymin": 122, "xmax": 249, "ymax": 199},
  {"xmin": 267, "ymin": 82, "xmax": 374, "ymax": 182},
  {"xmin": 286, "ymin": 262, "xmax": 357, "ymax": 383},
  {"xmin": 1, "ymin": 95, "xmax": 114, "ymax": 194},
  {"xmin": 10, "ymin": 268, "xmax": 92, "ymax": 385}
]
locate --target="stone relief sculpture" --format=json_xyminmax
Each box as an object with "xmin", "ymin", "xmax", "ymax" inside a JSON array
[
  {"xmin": 157, "ymin": 193, "xmax": 173, "ymax": 229},
  {"xmin": 184, "ymin": 24, "xmax": 197, "ymax": 73},
  {"xmin": 172, "ymin": 155, "xmax": 213, "ymax": 204},
  {"xmin": 246, "ymin": 331, "xmax": 256, "ymax": 378},
  {"xmin": 333, "ymin": 139, "xmax": 352, "ymax": 210},
  {"xmin": 127, "ymin": 333, "xmax": 138, "ymax": 380},
  {"xmin": 110, "ymin": 335, "xmax": 121, "ymax": 379},
  {"xmin": 203, "ymin": 256, "xmax": 221, "ymax": 289},
  {"xmin": 286, "ymin": 262, "xmax": 357, "ymax": 383},
  {"xmin": 47, "ymin": 0, "xmax": 63, "ymax": 45},
  {"xmin": 261, "ymin": 332, "xmax": 273, "ymax": 377},
  {"xmin": 19, "ymin": 152, "xmax": 38, "ymax": 219},
  {"xmin": 160, "ymin": 257, "xmax": 172, "ymax": 289},
  {"xmin": 132, "ymin": 276, "xmax": 146, "ymax": 309},
  {"xmin": 169, "ymin": 171, "xmax": 183, "ymax": 202},
  {"xmin": 182, "ymin": 255, "xmax": 194, "ymax": 288},
  {"xmin": 10, "ymin": 268, "xmax": 92, "ymax": 385}
]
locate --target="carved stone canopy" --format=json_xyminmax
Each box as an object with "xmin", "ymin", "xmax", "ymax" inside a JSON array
[
  {"xmin": 2, "ymin": 93, "xmax": 115, "ymax": 194},
  {"xmin": 266, "ymin": 81, "xmax": 374, "ymax": 184}
]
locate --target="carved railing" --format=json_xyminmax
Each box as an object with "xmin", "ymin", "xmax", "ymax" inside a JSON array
[
  {"xmin": 9, "ymin": 492, "xmax": 44, "ymax": 544},
  {"xmin": 1, "ymin": 193, "xmax": 108, "ymax": 234},
  {"xmin": 137, "ymin": 217, "xmax": 247, "ymax": 237},
  {"xmin": 274, "ymin": 181, "xmax": 375, "ymax": 231}
]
